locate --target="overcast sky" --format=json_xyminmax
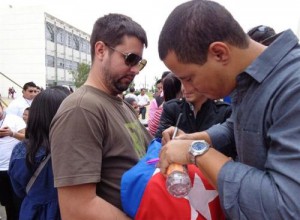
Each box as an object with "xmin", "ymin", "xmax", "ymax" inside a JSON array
[{"xmin": 2, "ymin": 0, "xmax": 300, "ymax": 89}]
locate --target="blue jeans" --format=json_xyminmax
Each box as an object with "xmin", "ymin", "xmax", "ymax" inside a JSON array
[{"xmin": 139, "ymin": 107, "xmax": 146, "ymax": 119}]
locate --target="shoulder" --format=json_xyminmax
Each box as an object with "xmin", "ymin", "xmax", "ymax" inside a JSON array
[
  {"xmin": 11, "ymin": 141, "xmax": 27, "ymax": 160},
  {"xmin": 214, "ymin": 100, "xmax": 231, "ymax": 107},
  {"xmin": 164, "ymin": 98, "xmax": 186, "ymax": 108},
  {"xmin": 56, "ymin": 86, "xmax": 113, "ymax": 115},
  {"xmin": 150, "ymin": 98, "xmax": 157, "ymax": 104},
  {"xmin": 144, "ymin": 94, "xmax": 150, "ymax": 100},
  {"xmin": 5, "ymin": 114, "xmax": 26, "ymax": 126},
  {"xmin": 6, "ymin": 113, "xmax": 24, "ymax": 121},
  {"xmin": 205, "ymin": 100, "xmax": 232, "ymax": 114},
  {"xmin": 6, "ymin": 98, "xmax": 19, "ymax": 107}
]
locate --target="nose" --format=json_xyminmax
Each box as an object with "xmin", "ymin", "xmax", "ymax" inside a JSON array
[
  {"xmin": 130, "ymin": 65, "xmax": 141, "ymax": 75},
  {"xmin": 182, "ymin": 81, "xmax": 194, "ymax": 92}
]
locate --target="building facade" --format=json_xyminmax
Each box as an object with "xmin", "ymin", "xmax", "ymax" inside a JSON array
[{"xmin": 0, "ymin": 5, "xmax": 91, "ymax": 97}]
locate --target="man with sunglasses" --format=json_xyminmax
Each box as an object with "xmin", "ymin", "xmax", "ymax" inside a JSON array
[
  {"xmin": 5, "ymin": 81, "xmax": 37, "ymax": 118},
  {"xmin": 158, "ymin": 0, "xmax": 300, "ymax": 219},
  {"xmin": 50, "ymin": 14, "xmax": 152, "ymax": 220}
]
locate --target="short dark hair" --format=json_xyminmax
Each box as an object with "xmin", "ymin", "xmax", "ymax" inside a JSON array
[
  {"xmin": 156, "ymin": 79, "xmax": 162, "ymax": 85},
  {"xmin": 163, "ymin": 73, "xmax": 181, "ymax": 101},
  {"xmin": 90, "ymin": 13, "xmax": 148, "ymax": 62},
  {"xmin": 124, "ymin": 97, "xmax": 136, "ymax": 106},
  {"xmin": 25, "ymin": 86, "xmax": 70, "ymax": 168},
  {"xmin": 247, "ymin": 25, "xmax": 276, "ymax": 46},
  {"xmin": 129, "ymin": 87, "xmax": 135, "ymax": 93},
  {"xmin": 23, "ymin": 81, "xmax": 37, "ymax": 91},
  {"xmin": 161, "ymin": 71, "xmax": 171, "ymax": 80},
  {"xmin": 159, "ymin": 0, "xmax": 248, "ymax": 65}
]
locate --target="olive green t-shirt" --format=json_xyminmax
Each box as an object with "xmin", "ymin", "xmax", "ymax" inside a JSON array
[{"xmin": 50, "ymin": 85, "xmax": 152, "ymax": 209}]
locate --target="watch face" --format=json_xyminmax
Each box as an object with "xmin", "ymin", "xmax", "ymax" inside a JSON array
[
  {"xmin": 189, "ymin": 140, "xmax": 210, "ymax": 164},
  {"xmin": 193, "ymin": 141, "xmax": 207, "ymax": 151}
]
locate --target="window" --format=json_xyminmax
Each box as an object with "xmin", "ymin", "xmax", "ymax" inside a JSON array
[
  {"xmin": 46, "ymin": 55, "xmax": 55, "ymax": 67},
  {"xmin": 81, "ymin": 40, "xmax": 90, "ymax": 54},
  {"xmin": 45, "ymin": 22, "xmax": 54, "ymax": 42},
  {"xmin": 56, "ymin": 27, "xmax": 65, "ymax": 45},
  {"xmin": 73, "ymin": 36, "xmax": 80, "ymax": 50},
  {"xmin": 72, "ymin": 61, "xmax": 79, "ymax": 70},
  {"xmin": 57, "ymin": 57, "xmax": 64, "ymax": 68},
  {"xmin": 65, "ymin": 59, "xmax": 73, "ymax": 70},
  {"xmin": 67, "ymin": 32, "xmax": 75, "ymax": 49}
]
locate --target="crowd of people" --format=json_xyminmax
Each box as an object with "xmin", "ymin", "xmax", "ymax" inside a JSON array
[{"xmin": 1, "ymin": 0, "xmax": 300, "ymax": 219}]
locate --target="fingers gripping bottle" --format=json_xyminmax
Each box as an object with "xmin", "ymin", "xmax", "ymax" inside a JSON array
[
  {"xmin": 165, "ymin": 113, "xmax": 191, "ymax": 197},
  {"xmin": 166, "ymin": 163, "xmax": 191, "ymax": 197}
]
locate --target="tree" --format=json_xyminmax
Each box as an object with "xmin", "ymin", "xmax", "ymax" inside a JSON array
[{"xmin": 71, "ymin": 63, "xmax": 90, "ymax": 88}]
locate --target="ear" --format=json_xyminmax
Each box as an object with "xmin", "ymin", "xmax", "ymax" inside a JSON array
[
  {"xmin": 94, "ymin": 41, "xmax": 106, "ymax": 61},
  {"xmin": 208, "ymin": 42, "xmax": 230, "ymax": 64}
]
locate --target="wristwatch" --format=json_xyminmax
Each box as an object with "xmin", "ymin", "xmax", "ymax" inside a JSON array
[{"xmin": 188, "ymin": 140, "xmax": 210, "ymax": 164}]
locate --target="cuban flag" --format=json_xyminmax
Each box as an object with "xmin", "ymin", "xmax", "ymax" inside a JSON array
[{"xmin": 121, "ymin": 139, "xmax": 225, "ymax": 220}]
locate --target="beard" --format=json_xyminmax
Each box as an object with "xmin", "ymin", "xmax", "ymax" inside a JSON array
[{"xmin": 103, "ymin": 66, "xmax": 133, "ymax": 95}]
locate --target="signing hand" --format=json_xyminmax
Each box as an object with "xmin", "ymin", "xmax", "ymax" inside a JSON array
[
  {"xmin": 162, "ymin": 127, "xmax": 200, "ymax": 145},
  {"xmin": 162, "ymin": 126, "xmax": 185, "ymax": 145},
  {"xmin": 158, "ymin": 139, "xmax": 193, "ymax": 175}
]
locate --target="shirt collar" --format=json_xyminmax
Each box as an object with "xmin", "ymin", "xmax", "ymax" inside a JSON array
[{"xmin": 244, "ymin": 29, "xmax": 299, "ymax": 83}]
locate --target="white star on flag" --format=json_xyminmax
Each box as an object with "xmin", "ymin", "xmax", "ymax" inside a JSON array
[{"xmin": 187, "ymin": 173, "xmax": 219, "ymax": 220}]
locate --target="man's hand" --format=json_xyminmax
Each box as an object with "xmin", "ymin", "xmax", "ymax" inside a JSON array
[
  {"xmin": 162, "ymin": 126, "xmax": 185, "ymax": 144},
  {"xmin": 0, "ymin": 126, "xmax": 13, "ymax": 138},
  {"xmin": 158, "ymin": 139, "xmax": 193, "ymax": 175},
  {"xmin": 162, "ymin": 127, "xmax": 200, "ymax": 145}
]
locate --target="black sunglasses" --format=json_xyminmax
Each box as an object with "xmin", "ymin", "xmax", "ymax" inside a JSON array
[
  {"xmin": 248, "ymin": 26, "xmax": 268, "ymax": 37},
  {"xmin": 105, "ymin": 44, "xmax": 147, "ymax": 71}
]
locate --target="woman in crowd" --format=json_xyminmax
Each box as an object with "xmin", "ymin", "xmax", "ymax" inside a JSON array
[
  {"xmin": 8, "ymin": 86, "xmax": 70, "ymax": 220},
  {"xmin": 148, "ymin": 73, "xmax": 182, "ymax": 136}
]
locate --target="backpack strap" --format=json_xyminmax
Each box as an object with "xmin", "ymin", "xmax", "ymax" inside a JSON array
[{"xmin": 26, "ymin": 154, "xmax": 51, "ymax": 194}]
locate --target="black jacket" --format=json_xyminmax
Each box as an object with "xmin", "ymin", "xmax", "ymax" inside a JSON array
[{"xmin": 155, "ymin": 98, "xmax": 236, "ymax": 158}]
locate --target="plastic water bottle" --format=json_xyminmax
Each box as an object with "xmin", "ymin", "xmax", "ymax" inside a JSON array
[
  {"xmin": 166, "ymin": 113, "xmax": 191, "ymax": 197},
  {"xmin": 166, "ymin": 163, "xmax": 191, "ymax": 198}
]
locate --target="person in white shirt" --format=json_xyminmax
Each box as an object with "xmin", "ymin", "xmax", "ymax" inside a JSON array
[
  {"xmin": 137, "ymin": 88, "xmax": 150, "ymax": 120},
  {"xmin": 0, "ymin": 102, "xmax": 26, "ymax": 220},
  {"xmin": 124, "ymin": 87, "xmax": 138, "ymax": 102},
  {"xmin": 5, "ymin": 82, "xmax": 37, "ymax": 118}
]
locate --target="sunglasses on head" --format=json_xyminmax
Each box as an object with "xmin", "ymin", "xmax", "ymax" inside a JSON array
[
  {"xmin": 105, "ymin": 43, "xmax": 147, "ymax": 71},
  {"xmin": 248, "ymin": 26, "xmax": 269, "ymax": 37}
]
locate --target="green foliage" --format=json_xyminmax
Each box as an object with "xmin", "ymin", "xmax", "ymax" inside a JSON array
[
  {"xmin": 71, "ymin": 63, "xmax": 90, "ymax": 88},
  {"xmin": 129, "ymin": 82, "xmax": 135, "ymax": 89}
]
